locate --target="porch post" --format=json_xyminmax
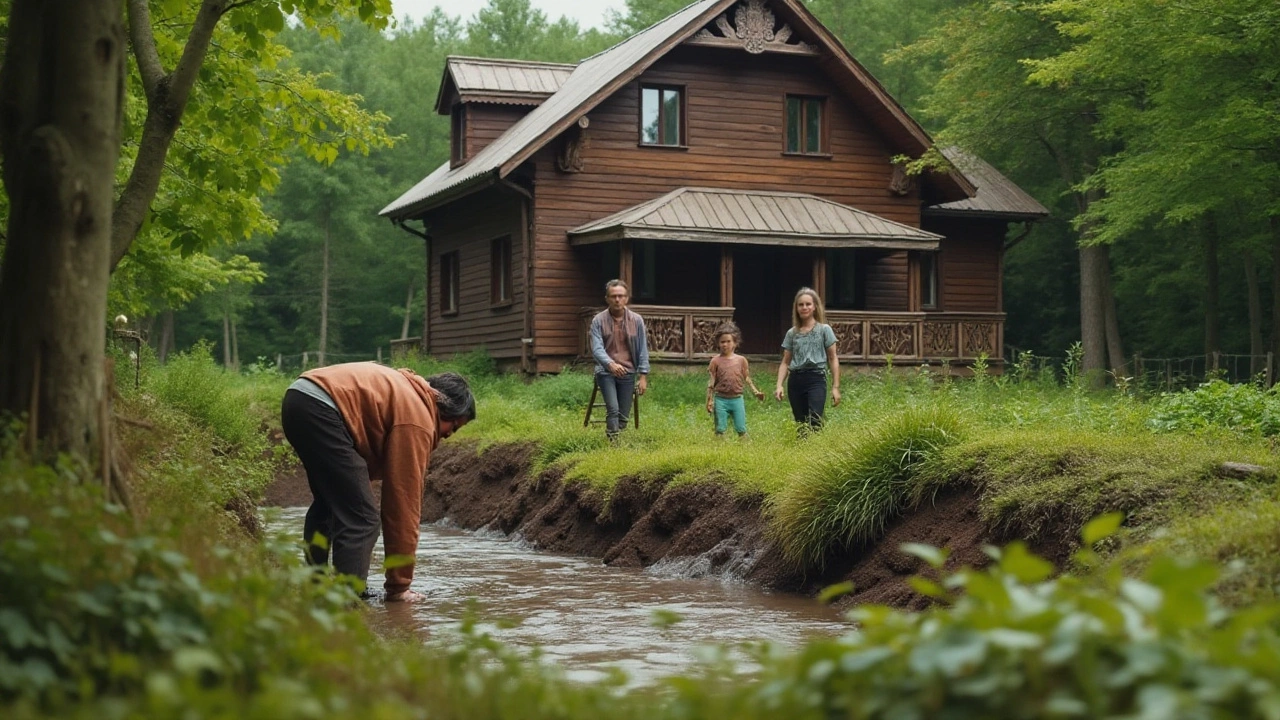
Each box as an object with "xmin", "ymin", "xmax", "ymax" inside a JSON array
[
  {"xmin": 620, "ymin": 239, "xmax": 633, "ymax": 289},
  {"xmin": 720, "ymin": 245, "xmax": 734, "ymax": 308},
  {"xmin": 812, "ymin": 251, "xmax": 826, "ymax": 299}
]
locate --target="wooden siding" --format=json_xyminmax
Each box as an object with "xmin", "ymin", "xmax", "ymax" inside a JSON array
[
  {"xmin": 926, "ymin": 216, "xmax": 1006, "ymax": 313},
  {"xmin": 531, "ymin": 47, "xmax": 923, "ymax": 357},
  {"xmin": 422, "ymin": 188, "xmax": 526, "ymax": 358},
  {"xmin": 465, "ymin": 104, "xmax": 531, "ymax": 159}
]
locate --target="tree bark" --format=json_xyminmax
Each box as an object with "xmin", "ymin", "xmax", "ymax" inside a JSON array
[
  {"xmin": 318, "ymin": 211, "xmax": 330, "ymax": 367},
  {"xmin": 1079, "ymin": 244, "xmax": 1109, "ymax": 387},
  {"xmin": 1271, "ymin": 217, "xmax": 1280, "ymax": 361},
  {"xmin": 158, "ymin": 309, "xmax": 174, "ymax": 363},
  {"xmin": 111, "ymin": 0, "xmax": 227, "ymax": 271},
  {"xmin": 1204, "ymin": 215, "xmax": 1221, "ymax": 357},
  {"xmin": 230, "ymin": 313, "xmax": 239, "ymax": 372},
  {"xmin": 0, "ymin": 0, "xmax": 126, "ymax": 462},
  {"xmin": 1244, "ymin": 248, "xmax": 1263, "ymax": 375},
  {"xmin": 222, "ymin": 296, "xmax": 232, "ymax": 368},
  {"xmin": 1099, "ymin": 244, "xmax": 1125, "ymax": 375}
]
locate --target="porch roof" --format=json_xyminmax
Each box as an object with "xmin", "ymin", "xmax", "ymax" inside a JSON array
[{"xmin": 567, "ymin": 187, "xmax": 943, "ymax": 250}]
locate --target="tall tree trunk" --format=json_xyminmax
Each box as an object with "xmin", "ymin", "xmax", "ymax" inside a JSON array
[
  {"xmin": 318, "ymin": 212, "xmax": 330, "ymax": 367},
  {"xmin": 1271, "ymin": 217, "xmax": 1280, "ymax": 361},
  {"xmin": 158, "ymin": 309, "xmax": 174, "ymax": 363},
  {"xmin": 1204, "ymin": 215, "xmax": 1221, "ymax": 357},
  {"xmin": 1099, "ymin": 244, "xmax": 1125, "ymax": 374},
  {"xmin": 401, "ymin": 281, "xmax": 414, "ymax": 340},
  {"xmin": 0, "ymin": 0, "xmax": 126, "ymax": 462},
  {"xmin": 222, "ymin": 295, "xmax": 232, "ymax": 368},
  {"xmin": 1079, "ymin": 245, "xmax": 1108, "ymax": 387},
  {"xmin": 1244, "ymin": 249, "xmax": 1264, "ymax": 376},
  {"xmin": 230, "ymin": 313, "xmax": 239, "ymax": 372}
]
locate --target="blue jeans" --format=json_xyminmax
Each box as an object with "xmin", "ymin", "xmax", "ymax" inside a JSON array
[
  {"xmin": 714, "ymin": 395, "xmax": 747, "ymax": 435},
  {"xmin": 596, "ymin": 372, "xmax": 635, "ymax": 437}
]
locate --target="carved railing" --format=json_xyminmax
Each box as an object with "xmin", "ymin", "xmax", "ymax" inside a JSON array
[
  {"xmin": 579, "ymin": 307, "xmax": 1002, "ymax": 362},
  {"xmin": 580, "ymin": 305, "xmax": 736, "ymax": 360},
  {"xmin": 826, "ymin": 311, "xmax": 1004, "ymax": 361}
]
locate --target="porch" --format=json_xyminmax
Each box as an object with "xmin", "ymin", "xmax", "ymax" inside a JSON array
[{"xmin": 579, "ymin": 305, "xmax": 1004, "ymax": 364}]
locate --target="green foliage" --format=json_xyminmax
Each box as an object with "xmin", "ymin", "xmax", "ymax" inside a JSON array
[
  {"xmin": 1148, "ymin": 380, "xmax": 1280, "ymax": 436},
  {"xmin": 749, "ymin": 544, "xmax": 1280, "ymax": 719},
  {"xmin": 767, "ymin": 407, "xmax": 965, "ymax": 569},
  {"xmin": 144, "ymin": 343, "xmax": 265, "ymax": 453}
]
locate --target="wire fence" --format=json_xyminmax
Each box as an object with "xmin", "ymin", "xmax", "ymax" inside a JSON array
[{"xmin": 1006, "ymin": 346, "xmax": 1277, "ymax": 392}]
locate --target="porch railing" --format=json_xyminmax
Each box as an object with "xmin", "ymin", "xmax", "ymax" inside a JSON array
[{"xmin": 579, "ymin": 306, "xmax": 1004, "ymax": 362}]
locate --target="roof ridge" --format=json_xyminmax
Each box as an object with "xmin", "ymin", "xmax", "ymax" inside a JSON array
[
  {"xmin": 579, "ymin": 0, "xmax": 710, "ymax": 63},
  {"xmin": 445, "ymin": 55, "xmax": 579, "ymax": 69}
]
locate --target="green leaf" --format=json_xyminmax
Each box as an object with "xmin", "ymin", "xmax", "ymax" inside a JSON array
[
  {"xmin": 999, "ymin": 542, "xmax": 1054, "ymax": 584},
  {"xmin": 900, "ymin": 542, "xmax": 948, "ymax": 569},
  {"xmin": 1082, "ymin": 512, "xmax": 1124, "ymax": 546},
  {"xmin": 817, "ymin": 581, "xmax": 855, "ymax": 604},
  {"xmin": 650, "ymin": 608, "xmax": 683, "ymax": 629},
  {"xmin": 907, "ymin": 576, "xmax": 947, "ymax": 599},
  {"xmin": 383, "ymin": 554, "xmax": 415, "ymax": 570}
]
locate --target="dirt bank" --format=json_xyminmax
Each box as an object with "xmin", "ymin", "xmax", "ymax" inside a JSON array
[{"xmin": 264, "ymin": 441, "xmax": 1031, "ymax": 609}]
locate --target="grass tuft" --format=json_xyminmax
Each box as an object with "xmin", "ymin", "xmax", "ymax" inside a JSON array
[{"xmin": 766, "ymin": 406, "xmax": 965, "ymax": 569}]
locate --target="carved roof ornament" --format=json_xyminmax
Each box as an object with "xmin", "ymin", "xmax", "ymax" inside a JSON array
[{"xmin": 689, "ymin": 0, "xmax": 817, "ymax": 56}]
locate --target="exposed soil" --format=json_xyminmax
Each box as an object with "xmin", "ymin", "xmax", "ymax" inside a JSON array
[{"xmin": 262, "ymin": 440, "xmax": 1053, "ymax": 609}]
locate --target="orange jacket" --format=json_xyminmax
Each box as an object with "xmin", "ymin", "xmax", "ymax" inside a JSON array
[{"xmin": 303, "ymin": 362, "xmax": 440, "ymax": 594}]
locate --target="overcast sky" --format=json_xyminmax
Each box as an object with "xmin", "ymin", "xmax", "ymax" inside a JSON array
[{"xmin": 389, "ymin": 0, "xmax": 628, "ymax": 30}]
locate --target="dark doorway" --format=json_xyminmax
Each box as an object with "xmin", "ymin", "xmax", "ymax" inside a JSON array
[{"xmin": 733, "ymin": 246, "xmax": 813, "ymax": 355}]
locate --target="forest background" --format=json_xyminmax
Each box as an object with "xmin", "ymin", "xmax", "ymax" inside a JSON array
[{"xmin": 98, "ymin": 0, "xmax": 1280, "ymax": 374}]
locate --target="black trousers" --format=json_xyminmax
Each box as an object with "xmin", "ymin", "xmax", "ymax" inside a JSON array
[
  {"xmin": 281, "ymin": 389, "xmax": 379, "ymax": 591},
  {"xmin": 787, "ymin": 369, "xmax": 827, "ymax": 432}
]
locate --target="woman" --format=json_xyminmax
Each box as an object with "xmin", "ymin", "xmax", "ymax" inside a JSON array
[{"xmin": 774, "ymin": 287, "xmax": 841, "ymax": 433}]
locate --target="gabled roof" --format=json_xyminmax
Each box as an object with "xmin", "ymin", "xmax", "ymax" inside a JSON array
[
  {"xmin": 926, "ymin": 148, "xmax": 1050, "ymax": 220},
  {"xmin": 432, "ymin": 56, "xmax": 577, "ymax": 114},
  {"xmin": 381, "ymin": 0, "xmax": 975, "ymax": 219},
  {"xmin": 569, "ymin": 187, "xmax": 942, "ymax": 250}
]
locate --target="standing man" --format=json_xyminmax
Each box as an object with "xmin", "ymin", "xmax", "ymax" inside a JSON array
[
  {"xmin": 281, "ymin": 362, "xmax": 475, "ymax": 601},
  {"xmin": 589, "ymin": 279, "xmax": 650, "ymax": 441}
]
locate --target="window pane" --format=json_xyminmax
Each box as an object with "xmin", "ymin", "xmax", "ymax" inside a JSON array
[
  {"xmin": 662, "ymin": 89, "xmax": 681, "ymax": 145},
  {"xmin": 805, "ymin": 99, "xmax": 822, "ymax": 153},
  {"xmin": 641, "ymin": 88, "xmax": 659, "ymax": 144},
  {"xmin": 921, "ymin": 253, "xmax": 937, "ymax": 308},
  {"xmin": 786, "ymin": 97, "xmax": 801, "ymax": 153}
]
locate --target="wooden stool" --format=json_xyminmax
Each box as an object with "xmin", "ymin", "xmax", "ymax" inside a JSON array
[{"xmin": 583, "ymin": 378, "xmax": 641, "ymax": 429}]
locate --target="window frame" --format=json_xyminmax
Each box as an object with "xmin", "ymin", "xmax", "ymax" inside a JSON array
[
  {"xmin": 920, "ymin": 251, "xmax": 939, "ymax": 310},
  {"xmin": 450, "ymin": 104, "xmax": 467, "ymax": 167},
  {"xmin": 638, "ymin": 84, "xmax": 687, "ymax": 148},
  {"xmin": 490, "ymin": 235, "xmax": 514, "ymax": 307},
  {"xmin": 439, "ymin": 250, "xmax": 460, "ymax": 316},
  {"xmin": 783, "ymin": 94, "xmax": 830, "ymax": 157}
]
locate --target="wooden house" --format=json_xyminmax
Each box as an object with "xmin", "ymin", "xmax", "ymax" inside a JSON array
[{"xmin": 381, "ymin": 0, "xmax": 1047, "ymax": 373}]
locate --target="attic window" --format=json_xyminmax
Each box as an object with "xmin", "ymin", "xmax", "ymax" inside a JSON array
[
  {"xmin": 785, "ymin": 95, "xmax": 826, "ymax": 155},
  {"xmin": 640, "ymin": 85, "xmax": 684, "ymax": 147},
  {"xmin": 450, "ymin": 105, "xmax": 467, "ymax": 165}
]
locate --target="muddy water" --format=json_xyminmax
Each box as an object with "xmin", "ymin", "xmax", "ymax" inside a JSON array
[{"xmin": 268, "ymin": 507, "xmax": 848, "ymax": 685}]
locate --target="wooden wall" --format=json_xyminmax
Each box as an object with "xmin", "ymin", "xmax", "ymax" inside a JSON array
[
  {"xmin": 421, "ymin": 188, "xmax": 526, "ymax": 358},
  {"xmin": 531, "ymin": 46, "xmax": 925, "ymax": 358},
  {"xmin": 465, "ymin": 104, "xmax": 532, "ymax": 158},
  {"xmin": 926, "ymin": 216, "xmax": 1006, "ymax": 313}
]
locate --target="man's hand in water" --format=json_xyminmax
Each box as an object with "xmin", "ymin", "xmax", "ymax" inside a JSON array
[{"xmin": 386, "ymin": 589, "xmax": 424, "ymax": 603}]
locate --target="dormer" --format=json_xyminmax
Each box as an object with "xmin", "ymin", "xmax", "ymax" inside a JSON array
[{"xmin": 435, "ymin": 56, "xmax": 575, "ymax": 167}]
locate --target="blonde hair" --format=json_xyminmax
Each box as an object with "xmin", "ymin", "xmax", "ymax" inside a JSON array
[{"xmin": 791, "ymin": 287, "xmax": 826, "ymax": 328}]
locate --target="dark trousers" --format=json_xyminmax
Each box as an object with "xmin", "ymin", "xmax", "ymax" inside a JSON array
[
  {"xmin": 281, "ymin": 389, "xmax": 379, "ymax": 591},
  {"xmin": 787, "ymin": 369, "xmax": 827, "ymax": 432},
  {"xmin": 595, "ymin": 371, "xmax": 635, "ymax": 437}
]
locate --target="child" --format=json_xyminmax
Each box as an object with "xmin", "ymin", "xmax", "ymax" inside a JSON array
[
  {"xmin": 706, "ymin": 322, "xmax": 765, "ymax": 438},
  {"xmin": 774, "ymin": 287, "xmax": 841, "ymax": 434}
]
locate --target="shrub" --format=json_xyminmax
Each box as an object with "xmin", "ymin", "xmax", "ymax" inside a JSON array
[
  {"xmin": 767, "ymin": 407, "xmax": 965, "ymax": 569},
  {"xmin": 145, "ymin": 343, "xmax": 262, "ymax": 453},
  {"xmin": 1148, "ymin": 380, "xmax": 1280, "ymax": 436}
]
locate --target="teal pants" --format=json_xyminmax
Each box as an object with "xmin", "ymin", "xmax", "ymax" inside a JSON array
[{"xmin": 714, "ymin": 395, "xmax": 747, "ymax": 435}]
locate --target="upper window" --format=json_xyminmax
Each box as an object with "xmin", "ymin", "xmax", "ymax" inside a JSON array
[
  {"xmin": 920, "ymin": 251, "xmax": 938, "ymax": 310},
  {"xmin": 450, "ymin": 105, "xmax": 467, "ymax": 166},
  {"xmin": 440, "ymin": 251, "xmax": 459, "ymax": 315},
  {"xmin": 640, "ymin": 86, "xmax": 684, "ymax": 147},
  {"xmin": 490, "ymin": 236, "xmax": 513, "ymax": 306},
  {"xmin": 785, "ymin": 95, "xmax": 826, "ymax": 155}
]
